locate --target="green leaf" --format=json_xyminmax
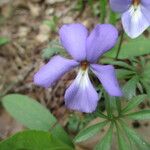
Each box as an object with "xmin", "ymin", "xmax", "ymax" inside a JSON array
[
  {"xmin": 0, "ymin": 130, "xmax": 73, "ymax": 150},
  {"xmin": 109, "ymin": 10, "xmax": 116, "ymax": 25},
  {"xmin": 141, "ymin": 80, "xmax": 150, "ymax": 98},
  {"xmin": 142, "ymin": 62, "xmax": 150, "ymax": 80},
  {"xmin": 122, "ymin": 76, "xmax": 139, "ymax": 99},
  {"xmin": 126, "ymin": 110, "xmax": 150, "ymax": 120},
  {"xmin": 115, "ymin": 122, "xmax": 130, "ymax": 150},
  {"xmin": 117, "ymin": 132, "xmax": 127, "ymax": 150},
  {"xmin": 43, "ymin": 16, "xmax": 58, "ymax": 32},
  {"xmin": 116, "ymin": 69, "xmax": 135, "ymax": 79},
  {"xmin": 42, "ymin": 41, "xmax": 65, "ymax": 59},
  {"xmin": 74, "ymin": 121, "xmax": 108, "ymax": 143},
  {"xmin": 42, "ymin": 47, "xmax": 64, "ymax": 59},
  {"xmin": 96, "ymin": 111, "xmax": 108, "ymax": 119},
  {"xmin": 105, "ymin": 36, "xmax": 150, "ymax": 59},
  {"xmin": 119, "ymin": 120, "xmax": 150, "ymax": 150},
  {"xmin": 101, "ymin": 58, "xmax": 135, "ymax": 70},
  {"xmin": 2, "ymin": 94, "xmax": 73, "ymax": 147},
  {"xmin": 0, "ymin": 37, "xmax": 9, "ymax": 46},
  {"xmin": 94, "ymin": 123, "xmax": 114, "ymax": 150},
  {"xmin": 122, "ymin": 95, "xmax": 146, "ymax": 114}
]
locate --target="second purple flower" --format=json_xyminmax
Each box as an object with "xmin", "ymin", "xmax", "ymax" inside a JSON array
[
  {"xmin": 110, "ymin": 0, "xmax": 150, "ymax": 38},
  {"xmin": 34, "ymin": 23, "xmax": 122, "ymax": 113}
]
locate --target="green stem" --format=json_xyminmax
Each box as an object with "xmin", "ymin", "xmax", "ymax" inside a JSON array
[
  {"xmin": 115, "ymin": 30, "xmax": 124, "ymax": 59},
  {"xmin": 100, "ymin": 0, "xmax": 107, "ymax": 23}
]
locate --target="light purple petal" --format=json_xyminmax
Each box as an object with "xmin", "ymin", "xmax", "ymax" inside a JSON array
[
  {"xmin": 59, "ymin": 23, "xmax": 88, "ymax": 61},
  {"xmin": 110, "ymin": 0, "xmax": 131, "ymax": 13},
  {"xmin": 34, "ymin": 55, "xmax": 78, "ymax": 88},
  {"xmin": 91, "ymin": 64, "xmax": 122, "ymax": 96},
  {"xmin": 141, "ymin": 5, "xmax": 150, "ymax": 23},
  {"xmin": 141, "ymin": 0, "xmax": 150, "ymax": 5},
  {"xmin": 65, "ymin": 69, "xmax": 99, "ymax": 113},
  {"xmin": 122, "ymin": 5, "xmax": 149, "ymax": 38},
  {"xmin": 86, "ymin": 24, "xmax": 118, "ymax": 63}
]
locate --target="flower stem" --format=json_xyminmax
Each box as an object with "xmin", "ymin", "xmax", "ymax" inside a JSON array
[
  {"xmin": 115, "ymin": 30, "xmax": 124, "ymax": 59},
  {"xmin": 100, "ymin": 0, "xmax": 107, "ymax": 23}
]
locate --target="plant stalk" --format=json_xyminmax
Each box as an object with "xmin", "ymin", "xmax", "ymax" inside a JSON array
[{"xmin": 115, "ymin": 30, "xmax": 124, "ymax": 59}]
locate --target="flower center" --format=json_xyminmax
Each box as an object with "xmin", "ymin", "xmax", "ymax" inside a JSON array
[
  {"xmin": 132, "ymin": 0, "xmax": 140, "ymax": 6},
  {"xmin": 80, "ymin": 61, "xmax": 89, "ymax": 70}
]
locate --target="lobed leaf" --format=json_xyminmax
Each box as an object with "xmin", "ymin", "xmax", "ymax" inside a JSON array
[
  {"xmin": 101, "ymin": 58, "xmax": 135, "ymax": 70},
  {"xmin": 74, "ymin": 121, "xmax": 108, "ymax": 143},
  {"xmin": 122, "ymin": 76, "xmax": 139, "ymax": 99},
  {"xmin": 119, "ymin": 120, "xmax": 150, "ymax": 150},
  {"xmin": 42, "ymin": 40, "xmax": 65, "ymax": 59},
  {"xmin": 126, "ymin": 110, "xmax": 150, "ymax": 120},
  {"xmin": 142, "ymin": 61, "xmax": 150, "ymax": 80},
  {"xmin": 141, "ymin": 80, "xmax": 150, "ymax": 98},
  {"xmin": 94, "ymin": 123, "xmax": 114, "ymax": 150},
  {"xmin": 115, "ymin": 122, "xmax": 130, "ymax": 150},
  {"xmin": 122, "ymin": 95, "xmax": 147, "ymax": 114},
  {"xmin": 116, "ymin": 69, "xmax": 135, "ymax": 79}
]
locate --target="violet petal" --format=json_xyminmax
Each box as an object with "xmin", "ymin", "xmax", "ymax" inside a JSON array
[
  {"xmin": 110, "ymin": 0, "xmax": 132, "ymax": 13},
  {"xmin": 141, "ymin": 0, "xmax": 150, "ymax": 5},
  {"xmin": 65, "ymin": 69, "xmax": 99, "ymax": 113},
  {"xmin": 86, "ymin": 24, "xmax": 118, "ymax": 63},
  {"xmin": 59, "ymin": 23, "xmax": 88, "ymax": 61},
  {"xmin": 122, "ymin": 5, "xmax": 149, "ymax": 38},
  {"xmin": 91, "ymin": 64, "xmax": 122, "ymax": 96},
  {"xmin": 141, "ymin": 5, "xmax": 150, "ymax": 23},
  {"xmin": 34, "ymin": 55, "xmax": 78, "ymax": 88}
]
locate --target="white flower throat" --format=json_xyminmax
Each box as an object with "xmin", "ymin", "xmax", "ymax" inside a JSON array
[{"xmin": 74, "ymin": 61, "xmax": 89, "ymax": 89}]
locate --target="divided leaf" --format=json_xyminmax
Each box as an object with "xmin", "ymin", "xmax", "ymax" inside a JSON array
[
  {"xmin": 116, "ymin": 69, "xmax": 135, "ymax": 79},
  {"xmin": 141, "ymin": 80, "xmax": 150, "ymax": 98},
  {"xmin": 42, "ymin": 41, "xmax": 65, "ymax": 59},
  {"xmin": 116, "ymin": 123, "xmax": 130, "ymax": 150},
  {"xmin": 94, "ymin": 123, "xmax": 114, "ymax": 150},
  {"xmin": 74, "ymin": 121, "xmax": 108, "ymax": 143},
  {"xmin": 126, "ymin": 110, "xmax": 150, "ymax": 120},
  {"xmin": 122, "ymin": 95, "xmax": 146, "ymax": 114},
  {"xmin": 101, "ymin": 58, "xmax": 135, "ymax": 70},
  {"xmin": 119, "ymin": 120, "xmax": 150, "ymax": 150},
  {"xmin": 122, "ymin": 76, "xmax": 139, "ymax": 99}
]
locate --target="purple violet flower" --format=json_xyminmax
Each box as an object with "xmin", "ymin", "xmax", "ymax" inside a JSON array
[
  {"xmin": 110, "ymin": 0, "xmax": 150, "ymax": 38},
  {"xmin": 34, "ymin": 23, "xmax": 122, "ymax": 113}
]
